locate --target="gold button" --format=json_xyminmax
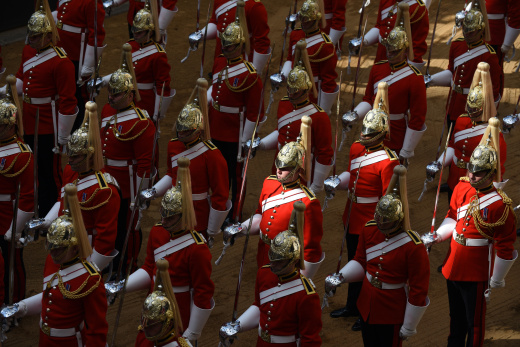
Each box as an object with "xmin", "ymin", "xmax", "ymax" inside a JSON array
[{"xmin": 273, "ymin": 210, "xmax": 276, "ymax": 213}]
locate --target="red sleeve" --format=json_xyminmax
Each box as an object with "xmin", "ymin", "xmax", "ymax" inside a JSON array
[
  {"xmin": 318, "ymin": 43, "xmax": 338, "ymax": 93},
  {"xmin": 286, "ymin": 32, "xmax": 297, "ymax": 62},
  {"xmin": 248, "ymin": 3, "xmax": 270, "ymax": 54},
  {"xmin": 55, "ymin": 57, "xmax": 78, "ymax": 115},
  {"xmin": 380, "ymin": 159, "xmax": 398, "ymax": 195},
  {"xmin": 331, "ymin": 0, "xmax": 348, "ymax": 30},
  {"xmin": 507, "ymin": 0, "xmax": 520, "ymax": 29},
  {"xmin": 255, "ymin": 178, "xmax": 269, "ymax": 215},
  {"xmin": 312, "ymin": 112, "xmax": 333, "ymax": 165},
  {"xmin": 152, "ymin": 52, "xmax": 172, "ymax": 95},
  {"xmin": 407, "ymin": 74, "xmax": 427, "ymax": 131},
  {"xmin": 132, "ymin": 119, "xmax": 156, "ymax": 178},
  {"xmin": 92, "ymin": 186, "xmax": 120, "ymax": 255},
  {"xmin": 303, "ymin": 200, "xmax": 323, "ymax": 263},
  {"xmin": 375, "ymin": 0, "xmax": 385, "ymax": 30},
  {"xmin": 208, "ymin": 150, "xmax": 230, "ymax": 211},
  {"xmin": 161, "ymin": 0, "xmax": 178, "ymax": 10},
  {"xmin": 447, "ymin": 44, "xmax": 455, "ymax": 73},
  {"xmin": 297, "ymin": 293, "xmax": 323, "ymax": 346},
  {"xmin": 244, "ymin": 74, "xmax": 264, "ymax": 123},
  {"xmin": 406, "ymin": 242, "xmax": 430, "ymax": 307},
  {"xmin": 493, "ymin": 207, "xmax": 517, "ymax": 260},
  {"xmin": 446, "ymin": 183, "xmax": 461, "ymax": 220},
  {"xmin": 17, "ymin": 152, "xmax": 35, "ymax": 213},
  {"xmin": 410, "ymin": 5, "xmax": 429, "ymax": 61},
  {"xmin": 83, "ymin": 275, "xmax": 109, "ymax": 346},
  {"xmin": 209, "ymin": 2, "xmax": 217, "ymax": 25},
  {"xmin": 86, "ymin": 1, "xmax": 106, "ymax": 47},
  {"xmin": 486, "ymin": 52, "xmax": 502, "ymax": 101},
  {"xmin": 141, "ymin": 227, "xmax": 158, "ymax": 277},
  {"xmin": 189, "ymin": 244, "xmax": 215, "ymax": 309}
]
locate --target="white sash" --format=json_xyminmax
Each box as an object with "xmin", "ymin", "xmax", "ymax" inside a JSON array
[
  {"xmin": 259, "ymin": 278, "xmax": 305, "ymax": 305},
  {"xmin": 453, "ymin": 124, "xmax": 487, "ymax": 143},
  {"xmin": 373, "ymin": 66, "xmax": 415, "ymax": 92},
  {"xmin": 366, "ymin": 233, "xmax": 411, "ymax": 262},
  {"xmin": 261, "ymin": 189, "xmax": 307, "ymax": 213},
  {"xmin": 23, "ymin": 49, "xmax": 58, "ymax": 73},
  {"xmin": 454, "ymin": 45, "xmax": 489, "ymax": 69},
  {"xmin": 292, "ymin": 33, "xmax": 324, "ymax": 55},
  {"xmin": 456, "ymin": 191, "xmax": 502, "ymax": 220},
  {"xmin": 213, "ymin": 63, "xmax": 249, "ymax": 83},
  {"xmin": 60, "ymin": 174, "xmax": 99, "ymax": 198},
  {"xmin": 154, "ymin": 234, "xmax": 195, "ymax": 261},
  {"xmin": 170, "ymin": 142, "xmax": 209, "ymax": 169},
  {"xmin": 277, "ymin": 104, "xmax": 316, "ymax": 130},
  {"xmin": 381, "ymin": 0, "xmax": 417, "ymax": 20},
  {"xmin": 101, "ymin": 109, "xmax": 140, "ymax": 127},
  {"xmin": 132, "ymin": 45, "xmax": 158, "ymax": 62},
  {"xmin": 215, "ymin": 0, "xmax": 249, "ymax": 19},
  {"xmin": 349, "ymin": 150, "xmax": 388, "ymax": 171},
  {"xmin": 42, "ymin": 263, "xmax": 87, "ymax": 289},
  {"xmin": 0, "ymin": 143, "xmax": 22, "ymax": 158}
]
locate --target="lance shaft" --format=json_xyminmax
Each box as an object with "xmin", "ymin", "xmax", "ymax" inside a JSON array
[
  {"xmin": 332, "ymin": 72, "xmax": 342, "ymax": 177},
  {"xmin": 33, "ymin": 109, "xmax": 40, "ymax": 241},
  {"xmin": 8, "ymin": 183, "xmax": 21, "ymax": 305},
  {"xmin": 110, "ymin": 256, "xmax": 133, "ymax": 347},
  {"xmin": 426, "ymin": 0, "xmax": 443, "ymax": 76},
  {"xmin": 279, "ymin": 7, "xmax": 292, "ymax": 73},
  {"xmin": 356, "ymin": 0, "xmax": 368, "ymax": 39},
  {"xmin": 200, "ymin": 3, "xmax": 212, "ymax": 78}
]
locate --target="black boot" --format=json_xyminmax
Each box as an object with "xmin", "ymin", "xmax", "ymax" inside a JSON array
[
  {"xmin": 351, "ymin": 317, "xmax": 362, "ymax": 331},
  {"xmin": 330, "ymin": 307, "xmax": 359, "ymax": 319}
]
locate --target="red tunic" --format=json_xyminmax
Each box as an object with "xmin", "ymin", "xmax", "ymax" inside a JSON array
[
  {"xmin": 362, "ymin": 60, "xmax": 426, "ymax": 151},
  {"xmin": 141, "ymin": 226, "xmax": 214, "ymax": 330},
  {"xmin": 276, "ymin": 98, "xmax": 333, "ymax": 166},
  {"xmin": 355, "ymin": 222, "xmax": 430, "ymax": 324},
  {"xmin": 447, "ymin": 116, "xmax": 507, "ymax": 190},
  {"xmin": 55, "ymin": 0, "xmax": 106, "ymax": 62},
  {"xmin": 446, "ymin": 39, "xmax": 501, "ymax": 121},
  {"xmin": 59, "ymin": 166, "xmax": 120, "ymax": 256},
  {"xmin": 323, "ymin": 0, "xmax": 348, "ymax": 33},
  {"xmin": 485, "ymin": 0, "xmax": 520, "ymax": 46},
  {"xmin": 209, "ymin": 0, "xmax": 270, "ymax": 61},
  {"xmin": 0, "ymin": 136, "xmax": 34, "ymax": 235},
  {"xmin": 209, "ymin": 56, "xmax": 264, "ymax": 142},
  {"xmin": 127, "ymin": 39, "xmax": 172, "ymax": 118},
  {"xmin": 253, "ymin": 267, "xmax": 321, "ymax": 346},
  {"xmin": 166, "ymin": 138, "xmax": 229, "ymax": 232},
  {"xmin": 442, "ymin": 180, "xmax": 517, "ymax": 282},
  {"xmin": 286, "ymin": 29, "xmax": 338, "ymax": 95},
  {"xmin": 374, "ymin": 0, "xmax": 429, "ymax": 64},
  {"xmin": 255, "ymin": 177, "xmax": 323, "ymax": 267},
  {"xmin": 341, "ymin": 142, "xmax": 398, "ymax": 235},
  {"xmin": 100, "ymin": 103, "xmax": 155, "ymax": 200},
  {"xmin": 126, "ymin": 0, "xmax": 178, "ymax": 26},
  {"xmin": 15, "ymin": 45, "xmax": 77, "ymax": 135},
  {"xmin": 41, "ymin": 257, "xmax": 108, "ymax": 347}
]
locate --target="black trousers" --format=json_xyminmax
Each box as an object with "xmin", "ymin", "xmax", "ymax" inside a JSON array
[
  {"xmin": 23, "ymin": 134, "xmax": 61, "ymax": 216},
  {"xmin": 0, "ymin": 238, "xmax": 25, "ymax": 304},
  {"xmin": 211, "ymin": 139, "xmax": 241, "ymax": 219},
  {"xmin": 361, "ymin": 317, "xmax": 402, "ymax": 347},
  {"xmin": 447, "ymin": 280, "xmax": 487, "ymax": 347},
  {"xmin": 346, "ymin": 231, "xmax": 362, "ymax": 314}
]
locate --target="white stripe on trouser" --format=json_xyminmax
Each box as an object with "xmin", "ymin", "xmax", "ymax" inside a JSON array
[{"xmin": 51, "ymin": 100, "xmax": 58, "ymax": 147}]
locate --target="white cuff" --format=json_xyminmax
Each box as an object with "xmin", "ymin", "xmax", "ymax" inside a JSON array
[
  {"xmin": 354, "ymin": 101, "xmax": 372, "ymax": 120},
  {"xmin": 281, "ymin": 61, "xmax": 293, "ymax": 78},
  {"xmin": 237, "ymin": 305, "xmax": 260, "ymax": 332},
  {"xmin": 207, "ymin": 85, "xmax": 213, "ymax": 104},
  {"xmin": 44, "ymin": 202, "xmax": 61, "ymax": 229},
  {"xmin": 8, "ymin": 210, "xmax": 34, "ymax": 240},
  {"xmin": 203, "ymin": 23, "xmax": 218, "ymax": 40},
  {"xmin": 363, "ymin": 27, "xmax": 380, "ymax": 46},
  {"xmin": 400, "ymin": 125, "xmax": 427, "ymax": 159},
  {"xmin": 436, "ymin": 218, "xmax": 456, "ymax": 242},
  {"xmin": 183, "ymin": 299, "xmax": 215, "ymax": 341},
  {"xmin": 58, "ymin": 107, "xmax": 79, "ymax": 145},
  {"xmin": 402, "ymin": 297, "xmax": 430, "ymax": 336},
  {"xmin": 408, "ymin": 60, "xmax": 425, "ymax": 70},
  {"xmin": 126, "ymin": 268, "xmax": 151, "ymax": 293},
  {"xmin": 136, "ymin": 175, "xmax": 150, "ymax": 193},
  {"xmin": 311, "ymin": 161, "xmax": 333, "ymax": 192},
  {"xmin": 429, "ymin": 70, "xmax": 453, "ymax": 87},
  {"xmin": 253, "ymin": 48, "xmax": 271, "ymax": 74},
  {"xmin": 439, "ymin": 147, "xmax": 455, "ymax": 167},
  {"xmin": 491, "ymin": 250, "xmax": 518, "ymax": 287},
  {"xmin": 337, "ymin": 171, "xmax": 350, "ymax": 190},
  {"xmin": 503, "ymin": 24, "xmax": 520, "ymax": 48},
  {"xmin": 259, "ymin": 130, "xmax": 279, "ymax": 151},
  {"xmin": 19, "ymin": 292, "xmax": 43, "ymax": 317},
  {"xmin": 88, "ymin": 249, "xmax": 119, "ymax": 270},
  {"xmin": 328, "ymin": 28, "xmax": 346, "ymax": 46},
  {"xmin": 301, "ymin": 252, "xmax": 325, "ymax": 280},
  {"xmin": 158, "ymin": 6, "xmax": 178, "ymax": 30},
  {"xmin": 242, "ymin": 119, "xmax": 256, "ymax": 143},
  {"xmin": 240, "ymin": 214, "xmax": 262, "ymax": 236},
  {"xmin": 82, "ymin": 45, "xmax": 106, "ymax": 76},
  {"xmin": 318, "ymin": 85, "xmax": 339, "ymax": 115},
  {"xmin": 207, "ymin": 200, "xmax": 232, "ymax": 235},
  {"xmin": 339, "ymin": 260, "xmax": 365, "ymax": 283},
  {"xmin": 154, "ymin": 175, "xmax": 174, "ymax": 198},
  {"xmin": 153, "ymin": 88, "xmax": 175, "ymax": 121}
]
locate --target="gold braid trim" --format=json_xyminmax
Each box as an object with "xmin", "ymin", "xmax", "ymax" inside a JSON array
[
  {"xmin": 57, "ymin": 271, "xmax": 101, "ymax": 299},
  {"xmin": 79, "ymin": 188, "xmax": 112, "ymax": 211},
  {"xmin": 224, "ymin": 69, "xmax": 258, "ymax": 93},
  {"xmin": 112, "ymin": 114, "xmax": 149, "ymax": 142},
  {"xmin": 410, "ymin": 7, "xmax": 426, "ymax": 24},
  {"xmin": 0, "ymin": 154, "xmax": 31, "ymax": 178},
  {"xmin": 470, "ymin": 189, "xmax": 512, "ymax": 240},
  {"xmin": 178, "ymin": 337, "xmax": 192, "ymax": 347},
  {"xmin": 309, "ymin": 50, "xmax": 335, "ymax": 63}
]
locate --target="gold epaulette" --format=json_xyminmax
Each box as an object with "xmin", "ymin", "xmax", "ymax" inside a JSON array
[
  {"xmin": 267, "ymin": 175, "xmax": 277, "ymax": 180},
  {"xmin": 301, "ymin": 185, "xmax": 316, "ymax": 200},
  {"xmin": 79, "ymin": 171, "xmax": 114, "ymax": 210},
  {"xmin": 262, "ymin": 264, "xmax": 270, "ymax": 268},
  {"xmin": 353, "ymin": 140, "xmax": 361, "ymax": 144},
  {"xmin": 300, "ymin": 274, "xmax": 316, "ymax": 295},
  {"xmin": 203, "ymin": 140, "xmax": 217, "ymax": 150},
  {"xmin": 485, "ymin": 43, "xmax": 496, "ymax": 54},
  {"xmin": 57, "ymin": 260, "xmax": 101, "ymax": 299},
  {"xmin": 155, "ymin": 222, "xmax": 163, "ymax": 226},
  {"xmin": 154, "ymin": 42, "xmax": 165, "ymax": 53},
  {"xmin": 313, "ymin": 103, "xmax": 325, "ymax": 113},
  {"xmin": 406, "ymin": 230, "xmax": 422, "ymax": 245},
  {"xmin": 496, "ymin": 189, "xmax": 513, "ymax": 206},
  {"xmin": 416, "ymin": 0, "xmax": 425, "ymax": 7},
  {"xmin": 190, "ymin": 230, "xmax": 206, "ymax": 245},
  {"xmin": 83, "ymin": 260, "xmax": 101, "ymax": 276},
  {"xmin": 136, "ymin": 107, "xmax": 148, "ymax": 121},
  {"xmin": 365, "ymin": 220, "xmax": 377, "ymax": 227},
  {"xmin": 244, "ymin": 61, "xmax": 257, "ymax": 74},
  {"xmin": 460, "ymin": 176, "xmax": 470, "ymax": 182},
  {"xmin": 384, "ymin": 147, "xmax": 398, "ymax": 161},
  {"xmin": 17, "ymin": 141, "xmax": 31, "ymax": 153},
  {"xmin": 454, "ymin": 38, "xmax": 465, "ymax": 42},
  {"xmin": 409, "ymin": 65, "xmax": 422, "ymax": 76},
  {"xmin": 459, "ymin": 113, "xmax": 469, "ymax": 118},
  {"xmin": 321, "ymin": 32, "xmax": 332, "ymax": 44},
  {"xmin": 170, "ymin": 138, "xmax": 179, "ymax": 142},
  {"xmin": 375, "ymin": 60, "xmax": 388, "ymax": 65},
  {"xmin": 53, "ymin": 46, "xmax": 67, "ymax": 58},
  {"xmin": 281, "ymin": 96, "xmax": 289, "ymax": 101}
]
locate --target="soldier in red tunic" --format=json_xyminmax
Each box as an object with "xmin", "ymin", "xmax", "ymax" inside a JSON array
[
  {"xmin": 3, "ymin": 1, "xmax": 78, "ymax": 217},
  {"xmin": 140, "ymin": 79, "xmax": 230, "ymax": 241},
  {"xmin": 343, "ymin": 4, "xmax": 426, "ymax": 163},
  {"xmin": 427, "ymin": 0, "xmax": 501, "ymax": 128},
  {"xmin": 4, "ymin": 184, "xmax": 108, "ymax": 346},
  {"xmin": 280, "ymin": 0, "xmax": 338, "ymax": 114},
  {"xmin": 0, "ymin": 76, "xmax": 34, "ymax": 303},
  {"xmin": 422, "ymin": 121, "xmax": 517, "ymax": 346},
  {"xmin": 325, "ymin": 82, "xmax": 399, "ymax": 330},
  {"xmin": 28, "ymin": 101, "xmax": 121, "ymax": 271},
  {"xmin": 325, "ymin": 165, "xmax": 430, "ymax": 346},
  {"xmin": 100, "ymin": 44, "xmax": 155, "ymax": 273},
  {"xmin": 139, "ymin": 259, "xmax": 193, "ymax": 347},
  {"xmin": 220, "ymin": 201, "xmax": 322, "ymax": 346},
  {"xmin": 207, "ymin": 7, "xmax": 265, "ymax": 219},
  {"xmin": 322, "ymin": 0, "xmax": 348, "ymax": 48},
  {"xmin": 425, "ymin": 62, "xmax": 506, "ymax": 201},
  {"xmin": 107, "ymin": 158, "xmax": 215, "ymax": 346},
  {"xmin": 258, "ymin": 47, "xmax": 333, "ymax": 192},
  {"xmin": 225, "ymin": 119, "xmax": 324, "ymax": 279}
]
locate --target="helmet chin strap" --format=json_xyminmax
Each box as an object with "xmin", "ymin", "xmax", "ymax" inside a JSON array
[
  {"xmin": 109, "ymin": 90, "xmax": 133, "ymax": 110},
  {"xmin": 360, "ymin": 131, "xmax": 386, "ymax": 147},
  {"xmin": 276, "ymin": 167, "xmax": 300, "ymax": 184},
  {"xmin": 162, "ymin": 215, "xmax": 183, "ymax": 232},
  {"xmin": 470, "ymin": 170, "xmax": 495, "ymax": 189}
]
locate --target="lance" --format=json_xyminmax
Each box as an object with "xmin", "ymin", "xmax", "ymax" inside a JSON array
[
  {"xmin": 8, "ymin": 183, "xmax": 21, "ymax": 305},
  {"xmin": 200, "ymin": 3, "xmax": 212, "ymax": 78},
  {"xmin": 32, "ymin": 109, "xmax": 40, "ymax": 241},
  {"xmin": 424, "ymin": 0, "xmax": 443, "ymax": 84},
  {"xmin": 109, "ymin": 256, "xmax": 133, "ymax": 347},
  {"xmin": 181, "ymin": 0, "xmax": 201, "ymax": 63},
  {"xmin": 215, "ymin": 48, "xmax": 273, "ymax": 265},
  {"xmin": 347, "ymin": 0, "xmax": 369, "ymax": 74}
]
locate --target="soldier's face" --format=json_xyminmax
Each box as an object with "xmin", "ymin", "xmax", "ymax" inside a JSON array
[
  {"xmin": 48, "ymin": 244, "xmax": 79, "ymax": 265},
  {"xmin": 222, "ymin": 43, "xmax": 242, "ymax": 59},
  {"xmin": 133, "ymin": 30, "xmax": 151, "ymax": 44},
  {"xmin": 468, "ymin": 169, "xmax": 492, "ymax": 186},
  {"xmin": 0, "ymin": 124, "xmax": 15, "ymax": 140},
  {"xmin": 161, "ymin": 214, "xmax": 182, "ymax": 231},
  {"xmin": 276, "ymin": 167, "xmax": 298, "ymax": 183},
  {"xmin": 270, "ymin": 259, "xmax": 296, "ymax": 276},
  {"xmin": 466, "ymin": 104, "xmax": 483, "ymax": 119},
  {"xmin": 109, "ymin": 90, "xmax": 133, "ymax": 110},
  {"xmin": 177, "ymin": 129, "xmax": 200, "ymax": 143},
  {"xmin": 462, "ymin": 27, "xmax": 483, "ymax": 44},
  {"xmin": 287, "ymin": 88, "xmax": 308, "ymax": 106},
  {"xmin": 300, "ymin": 18, "xmax": 317, "ymax": 33},
  {"xmin": 386, "ymin": 46, "xmax": 406, "ymax": 64},
  {"xmin": 68, "ymin": 154, "xmax": 89, "ymax": 172},
  {"xmin": 27, "ymin": 33, "xmax": 51, "ymax": 50}
]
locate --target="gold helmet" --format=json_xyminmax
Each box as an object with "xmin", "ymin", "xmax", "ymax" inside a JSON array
[
  {"xmin": 360, "ymin": 82, "xmax": 390, "ymax": 146},
  {"xmin": 160, "ymin": 158, "xmax": 197, "ymax": 230},
  {"xmin": 298, "ymin": 0, "xmax": 326, "ymax": 30},
  {"xmin": 27, "ymin": 0, "xmax": 59, "ymax": 46},
  {"xmin": 139, "ymin": 259, "xmax": 183, "ymax": 342},
  {"xmin": 67, "ymin": 102, "xmax": 104, "ymax": 172},
  {"xmin": 374, "ymin": 165, "xmax": 410, "ymax": 235},
  {"xmin": 467, "ymin": 62, "xmax": 495, "ymax": 121},
  {"xmin": 0, "ymin": 75, "xmax": 24, "ymax": 138},
  {"xmin": 462, "ymin": 0, "xmax": 491, "ymax": 41},
  {"xmin": 288, "ymin": 41, "xmax": 318, "ymax": 99},
  {"xmin": 176, "ymin": 79, "xmax": 211, "ymax": 141},
  {"xmin": 384, "ymin": 2, "xmax": 414, "ymax": 61},
  {"xmin": 268, "ymin": 201, "xmax": 306, "ymax": 272},
  {"xmin": 108, "ymin": 44, "xmax": 141, "ymax": 102},
  {"xmin": 46, "ymin": 184, "xmax": 93, "ymax": 261},
  {"xmin": 275, "ymin": 116, "xmax": 312, "ymax": 183},
  {"xmin": 132, "ymin": 0, "xmax": 161, "ymax": 42},
  {"xmin": 467, "ymin": 117, "xmax": 501, "ymax": 187},
  {"xmin": 220, "ymin": 1, "xmax": 250, "ymax": 56}
]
